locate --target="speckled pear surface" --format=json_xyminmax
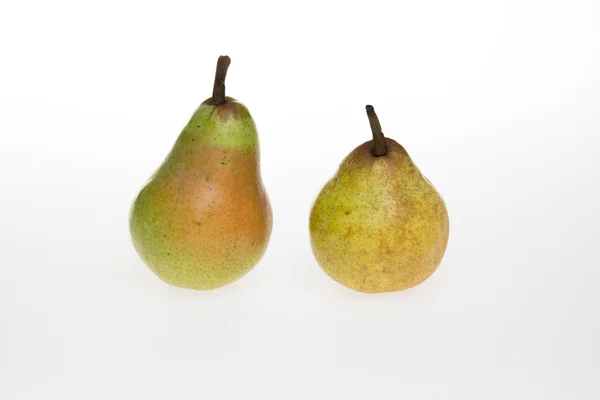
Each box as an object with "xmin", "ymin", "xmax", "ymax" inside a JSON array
[
  {"xmin": 309, "ymin": 107, "xmax": 449, "ymax": 293},
  {"xmin": 130, "ymin": 57, "xmax": 272, "ymax": 290}
]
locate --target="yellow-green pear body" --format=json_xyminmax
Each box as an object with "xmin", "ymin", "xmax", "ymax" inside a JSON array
[{"xmin": 309, "ymin": 138, "xmax": 449, "ymax": 293}]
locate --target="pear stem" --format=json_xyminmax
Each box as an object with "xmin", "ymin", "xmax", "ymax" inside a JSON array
[
  {"xmin": 366, "ymin": 105, "xmax": 388, "ymax": 157},
  {"xmin": 211, "ymin": 55, "xmax": 231, "ymax": 105}
]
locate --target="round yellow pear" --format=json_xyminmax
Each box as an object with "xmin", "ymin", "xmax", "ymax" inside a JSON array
[{"xmin": 309, "ymin": 106, "xmax": 449, "ymax": 293}]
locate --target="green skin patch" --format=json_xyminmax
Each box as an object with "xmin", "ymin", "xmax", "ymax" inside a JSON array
[{"xmin": 186, "ymin": 99, "xmax": 258, "ymax": 149}]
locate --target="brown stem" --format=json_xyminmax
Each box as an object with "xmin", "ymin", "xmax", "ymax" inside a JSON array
[
  {"xmin": 366, "ymin": 105, "xmax": 388, "ymax": 156},
  {"xmin": 211, "ymin": 55, "xmax": 231, "ymax": 105}
]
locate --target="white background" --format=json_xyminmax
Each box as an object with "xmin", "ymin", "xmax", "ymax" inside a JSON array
[{"xmin": 1, "ymin": 0, "xmax": 599, "ymax": 398}]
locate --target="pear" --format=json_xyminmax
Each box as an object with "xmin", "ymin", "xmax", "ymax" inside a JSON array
[
  {"xmin": 309, "ymin": 105, "xmax": 449, "ymax": 293},
  {"xmin": 130, "ymin": 56, "xmax": 272, "ymax": 290}
]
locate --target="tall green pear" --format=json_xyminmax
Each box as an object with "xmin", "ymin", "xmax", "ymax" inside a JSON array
[
  {"xmin": 130, "ymin": 56, "xmax": 272, "ymax": 290},
  {"xmin": 309, "ymin": 105, "xmax": 449, "ymax": 293}
]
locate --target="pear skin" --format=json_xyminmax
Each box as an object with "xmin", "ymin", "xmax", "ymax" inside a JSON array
[
  {"xmin": 130, "ymin": 56, "xmax": 272, "ymax": 290},
  {"xmin": 309, "ymin": 106, "xmax": 449, "ymax": 293}
]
